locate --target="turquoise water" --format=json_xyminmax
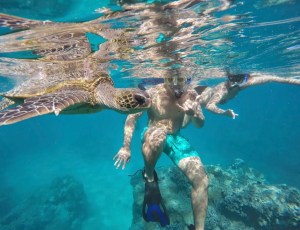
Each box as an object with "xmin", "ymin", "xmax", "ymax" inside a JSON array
[{"xmin": 0, "ymin": 0, "xmax": 299, "ymax": 229}]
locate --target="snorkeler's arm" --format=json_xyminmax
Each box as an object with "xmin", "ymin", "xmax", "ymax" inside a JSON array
[
  {"xmin": 205, "ymin": 84, "xmax": 238, "ymax": 119},
  {"xmin": 241, "ymin": 73, "xmax": 300, "ymax": 89},
  {"xmin": 190, "ymin": 89, "xmax": 205, "ymax": 127},
  {"xmin": 182, "ymin": 114, "xmax": 192, "ymax": 128},
  {"xmin": 181, "ymin": 110, "xmax": 205, "ymax": 128},
  {"xmin": 123, "ymin": 112, "xmax": 143, "ymax": 148},
  {"xmin": 113, "ymin": 112, "xmax": 143, "ymax": 169},
  {"xmin": 191, "ymin": 107, "xmax": 205, "ymax": 128},
  {"xmin": 178, "ymin": 91, "xmax": 205, "ymax": 128},
  {"xmin": 181, "ymin": 106, "xmax": 205, "ymax": 128}
]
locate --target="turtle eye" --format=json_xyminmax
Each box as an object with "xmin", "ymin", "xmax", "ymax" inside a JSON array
[{"xmin": 134, "ymin": 94, "xmax": 146, "ymax": 105}]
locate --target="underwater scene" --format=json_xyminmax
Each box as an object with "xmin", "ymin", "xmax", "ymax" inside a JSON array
[{"xmin": 0, "ymin": 0, "xmax": 299, "ymax": 229}]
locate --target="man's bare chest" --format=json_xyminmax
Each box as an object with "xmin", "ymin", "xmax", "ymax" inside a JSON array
[{"xmin": 150, "ymin": 92, "xmax": 184, "ymax": 118}]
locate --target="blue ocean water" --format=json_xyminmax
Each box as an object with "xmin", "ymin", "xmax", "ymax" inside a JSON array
[{"xmin": 0, "ymin": 0, "xmax": 299, "ymax": 229}]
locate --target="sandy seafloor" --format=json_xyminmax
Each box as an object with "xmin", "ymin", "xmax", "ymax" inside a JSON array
[{"xmin": 0, "ymin": 0, "xmax": 300, "ymax": 229}]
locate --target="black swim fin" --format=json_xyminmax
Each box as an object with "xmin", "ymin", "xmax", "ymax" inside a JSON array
[
  {"xmin": 188, "ymin": 224, "xmax": 195, "ymax": 230},
  {"xmin": 142, "ymin": 170, "xmax": 170, "ymax": 227}
]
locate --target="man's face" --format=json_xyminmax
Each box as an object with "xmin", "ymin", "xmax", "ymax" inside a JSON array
[
  {"xmin": 227, "ymin": 74, "xmax": 248, "ymax": 88},
  {"xmin": 164, "ymin": 76, "xmax": 188, "ymax": 98}
]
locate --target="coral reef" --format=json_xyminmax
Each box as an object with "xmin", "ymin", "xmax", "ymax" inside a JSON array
[
  {"xmin": 0, "ymin": 176, "xmax": 88, "ymax": 230},
  {"xmin": 130, "ymin": 159, "xmax": 300, "ymax": 230}
]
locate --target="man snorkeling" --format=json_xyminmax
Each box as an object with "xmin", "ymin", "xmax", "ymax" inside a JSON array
[
  {"xmin": 196, "ymin": 72, "xmax": 300, "ymax": 119},
  {"xmin": 113, "ymin": 70, "xmax": 300, "ymax": 229},
  {"xmin": 114, "ymin": 74, "xmax": 207, "ymax": 230}
]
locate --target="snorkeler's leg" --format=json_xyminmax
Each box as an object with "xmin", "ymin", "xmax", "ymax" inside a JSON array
[
  {"xmin": 178, "ymin": 156, "xmax": 208, "ymax": 230},
  {"xmin": 142, "ymin": 127, "xmax": 170, "ymax": 226},
  {"xmin": 142, "ymin": 126, "xmax": 166, "ymax": 181}
]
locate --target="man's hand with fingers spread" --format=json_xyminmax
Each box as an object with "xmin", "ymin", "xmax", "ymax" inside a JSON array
[
  {"xmin": 113, "ymin": 146, "xmax": 131, "ymax": 170},
  {"xmin": 176, "ymin": 98, "xmax": 205, "ymax": 128},
  {"xmin": 177, "ymin": 99, "xmax": 198, "ymax": 116},
  {"xmin": 177, "ymin": 99, "xmax": 204, "ymax": 119}
]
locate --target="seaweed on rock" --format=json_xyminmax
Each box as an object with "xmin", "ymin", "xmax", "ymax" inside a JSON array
[{"xmin": 130, "ymin": 159, "xmax": 300, "ymax": 230}]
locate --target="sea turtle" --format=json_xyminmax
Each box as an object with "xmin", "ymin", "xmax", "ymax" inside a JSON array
[{"xmin": 0, "ymin": 71, "xmax": 151, "ymax": 126}]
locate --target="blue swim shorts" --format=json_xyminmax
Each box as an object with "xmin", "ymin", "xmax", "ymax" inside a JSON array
[{"xmin": 141, "ymin": 127, "xmax": 199, "ymax": 166}]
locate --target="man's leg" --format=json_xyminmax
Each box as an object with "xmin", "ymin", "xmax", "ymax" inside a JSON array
[
  {"xmin": 141, "ymin": 127, "xmax": 171, "ymax": 226},
  {"xmin": 178, "ymin": 156, "xmax": 208, "ymax": 230},
  {"xmin": 142, "ymin": 127, "xmax": 166, "ymax": 181}
]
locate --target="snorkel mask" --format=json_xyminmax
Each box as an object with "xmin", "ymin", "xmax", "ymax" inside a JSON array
[
  {"xmin": 164, "ymin": 76, "xmax": 192, "ymax": 98},
  {"xmin": 228, "ymin": 73, "xmax": 249, "ymax": 88}
]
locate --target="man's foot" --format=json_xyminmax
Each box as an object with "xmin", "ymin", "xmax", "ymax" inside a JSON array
[{"xmin": 142, "ymin": 169, "xmax": 158, "ymax": 183}]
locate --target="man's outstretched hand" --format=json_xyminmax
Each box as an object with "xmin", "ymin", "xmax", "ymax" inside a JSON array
[{"xmin": 113, "ymin": 147, "xmax": 131, "ymax": 170}]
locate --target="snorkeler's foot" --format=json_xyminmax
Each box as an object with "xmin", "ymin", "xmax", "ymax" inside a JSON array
[
  {"xmin": 142, "ymin": 169, "xmax": 158, "ymax": 183},
  {"xmin": 188, "ymin": 224, "xmax": 195, "ymax": 230},
  {"xmin": 142, "ymin": 170, "xmax": 170, "ymax": 227}
]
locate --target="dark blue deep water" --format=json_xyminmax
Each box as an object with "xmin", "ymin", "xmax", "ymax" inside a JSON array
[{"xmin": 0, "ymin": 0, "xmax": 299, "ymax": 229}]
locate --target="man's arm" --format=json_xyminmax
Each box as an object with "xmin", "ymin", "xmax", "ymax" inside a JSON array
[
  {"xmin": 181, "ymin": 104, "xmax": 205, "ymax": 128},
  {"xmin": 241, "ymin": 73, "xmax": 300, "ymax": 89},
  {"xmin": 203, "ymin": 73, "xmax": 300, "ymax": 118},
  {"xmin": 191, "ymin": 108, "xmax": 205, "ymax": 127},
  {"xmin": 113, "ymin": 112, "xmax": 143, "ymax": 169},
  {"xmin": 203, "ymin": 83, "xmax": 238, "ymax": 119},
  {"xmin": 178, "ymin": 91, "xmax": 205, "ymax": 128}
]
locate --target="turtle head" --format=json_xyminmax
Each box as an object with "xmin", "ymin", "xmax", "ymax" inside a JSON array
[
  {"xmin": 94, "ymin": 76, "xmax": 151, "ymax": 113},
  {"xmin": 115, "ymin": 88, "xmax": 151, "ymax": 113}
]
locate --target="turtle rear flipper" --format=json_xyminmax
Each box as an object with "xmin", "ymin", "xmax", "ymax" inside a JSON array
[
  {"xmin": 0, "ymin": 91, "xmax": 89, "ymax": 126},
  {"xmin": 0, "ymin": 13, "xmax": 42, "ymax": 30}
]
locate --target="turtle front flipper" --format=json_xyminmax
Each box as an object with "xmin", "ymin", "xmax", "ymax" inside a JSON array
[
  {"xmin": 0, "ymin": 13, "xmax": 44, "ymax": 30},
  {"xmin": 0, "ymin": 91, "xmax": 89, "ymax": 126}
]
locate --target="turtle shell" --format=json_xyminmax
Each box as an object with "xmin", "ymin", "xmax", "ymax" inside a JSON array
[{"xmin": 2, "ymin": 59, "xmax": 113, "ymax": 98}]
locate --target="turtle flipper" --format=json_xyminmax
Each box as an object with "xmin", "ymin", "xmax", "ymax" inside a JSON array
[{"xmin": 0, "ymin": 91, "xmax": 89, "ymax": 126}]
